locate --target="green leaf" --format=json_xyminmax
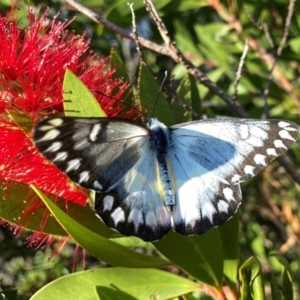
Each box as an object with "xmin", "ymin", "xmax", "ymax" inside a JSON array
[
  {"xmin": 32, "ymin": 186, "xmax": 169, "ymax": 268},
  {"xmin": 30, "ymin": 268, "xmax": 200, "ymax": 300},
  {"xmin": 109, "ymin": 47, "xmax": 129, "ymax": 82},
  {"xmin": 138, "ymin": 63, "xmax": 175, "ymax": 126},
  {"xmin": 109, "ymin": 48, "xmax": 136, "ymax": 110},
  {"xmin": 154, "ymin": 230, "xmax": 223, "ymax": 290},
  {"xmin": 95, "ymin": 286, "xmax": 137, "ymax": 300},
  {"xmin": 0, "ymin": 289, "xmax": 18, "ymax": 300},
  {"xmin": 270, "ymin": 253, "xmax": 293, "ymax": 300},
  {"xmin": 270, "ymin": 275, "xmax": 282, "ymax": 300},
  {"xmin": 174, "ymin": 73, "xmax": 192, "ymax": 123},
  {"xmin": 0, "ymin": 181, "xmax": 67, "ymax": 236},
  {"xmin": 0, "ymin": 180, "xmax": 120, "ymax": 239},
  {"xmin": 218, "ymin": 212, "xmax": 239, "ymax": 291},
  {"xmin": 7, "ymin": 110, "xmax": 33, "ymax": 136},
  {"xmin": 239, "ymin": 256, "xmax": 266, "ymax": 300},
  {"xmin": 63, "ymin": 69, "xmax": 106, "ymax": 117}
]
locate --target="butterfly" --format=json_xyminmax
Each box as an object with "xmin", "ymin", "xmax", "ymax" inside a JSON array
[{"xmin": 33, "ymin": 116, "xmax": 299, "ymax": 241}]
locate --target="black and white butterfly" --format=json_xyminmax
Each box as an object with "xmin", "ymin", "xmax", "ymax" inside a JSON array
[{"xmin": 33, "ymin": 116, "xmax": 299, "ymax": 241}]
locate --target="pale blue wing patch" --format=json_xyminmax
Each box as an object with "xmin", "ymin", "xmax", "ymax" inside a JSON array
[
  {"xmin": 168, "ymin": 147, "xmax": 241, "ymax": 234},
  {"xmin": 169, "ymin": 118, "xmax": 298, "ymax": 234},
  {"xmin": 95, "ymin": 145, "xmax": 172, "ymax": 241},
  {"xmin": 171, "ymin": 119, "xmax": 299, "ymax": 184}
]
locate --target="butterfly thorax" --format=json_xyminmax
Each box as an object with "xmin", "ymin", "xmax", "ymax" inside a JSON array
[
  {"xmin": 147, "ymin": 118, "xmax": 175, "ymax": 208},
  {"xmin": 147, "ymin": 118, "xmax": 170, "ymax": 154}
]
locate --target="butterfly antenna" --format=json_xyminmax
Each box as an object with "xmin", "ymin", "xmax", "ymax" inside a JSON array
[
  {"xmin": 152, "ymin": 71, "xmax": 168, "ymax": 117},
  {"xmin": 95, "ymin": 90, "xmax": 146, "ymax": 119}
]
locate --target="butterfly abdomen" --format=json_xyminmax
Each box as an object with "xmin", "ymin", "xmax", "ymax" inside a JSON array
[{"xmin": 148, "ymin": 118, "xmax": 175, "ymax": 207}]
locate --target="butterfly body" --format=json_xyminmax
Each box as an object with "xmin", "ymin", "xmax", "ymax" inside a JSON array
[{"xmin": 33, "ymin": 116, "xmax": 299, "ymax": 241}]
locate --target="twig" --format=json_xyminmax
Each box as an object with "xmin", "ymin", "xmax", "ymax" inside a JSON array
[
  {"xmin": 143, "ymin": 0, "xmax": 172, "ymax": 47},
  {"xmin": 128, "ymin": 3, "xmax": 144, "ymax": 64},
  {"xmin": 262, "ymin": 0, "xmax": 296, "ymax": 118},
  {"xmin": 64, "ymin": 0, "xmax": 300, "ymax": 186},
  {"xmin": 65, "ymin": 0, "xmax": 248, "ymax": 118},
  {"xmin": 232, "ymin": 41, "xmax": 249, "ymax": 104}
]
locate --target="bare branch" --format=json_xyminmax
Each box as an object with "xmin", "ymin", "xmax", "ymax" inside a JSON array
[
  {"xmin": 262, "ymin": 0, "xmax": 296, "ymax": 118},
  {"xmin": 65, "ymin": 0, "xmax": 248, "ymax": 118},
  {"xmin": 143, "ymin": 0, "xmax": 172, "ymax": 47},
  {"xmin": 232, "ymin": 41, "xmax": 249, "ymax": 104},
  {"xmin": 64, "ymin": 0, "xmax": 300, "ymax": 185},
  {"xmin": 128, "ymin": 3, "xmax": 144, "ymax": 63}
]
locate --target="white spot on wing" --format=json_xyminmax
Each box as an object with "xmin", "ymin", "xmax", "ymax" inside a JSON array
[
  {"xmin": 89, "ymin": 124, "xmax": 101, "ymax": 142},
  {"xmin": 218, "ymin": 200, "xmax": 229, "ymax": 213},
  {"xmin": 128, "ymin": 209, "xmax": 143, "ymax": 233},
  {"xmin": 66, "ymin": 158, "xmax": 81, "ymax": 172},
  {"xmin": 48, "ymin": 118, "xmax": 64, "ymax": 126},
  {"xmin": 38, "ymin": 125, "xmax": 55, "ymax": 131},
  {"xmin": 202, "ymin": 203, "xmax": 216, "ymax": 223},
  {"xmin": 78, "ymin": 171, "xmax": 90, "ymax": 183},
  {"xmin": 278, "ymin": 121, "xmax": 291, "ymax": 128},
  {"xmin": 244, "ymin": 165, "xmax": 255, "ymax": 176},
  {"xmin": 279, "ymin": 130, "xmax": 296, "ymax": 141},
  {"xmin": 274, "ymin": 139, "xmax": 287, "ymax": 149},
  {"xmin": 111, "ymin": 207, "xmax": 125, "ymax": 225},
  {"xmin": 223, "ymin": 187, "xmax": 234, "ymax": 201},
  {"xmin": 93, "ymin": 180, "xmax": 103, "ymax": 191},
  {"xmin": 231, "ymin": 174, "xmax": 241, "ymax": 183},
  {"xmin": 103, "ymin": 195, "xmax": 114, "ymax": 212},
  {"xmin": 240, "ymin": 124, "xmax": 249, "ymax": 139},
  {"xmin": 254, "ymin": 154, "xmax": 267, "ymax": 166},
  {"xmin": 38, "ymin": 129, "xmax": 60, "ymax": 142},
  {"xmin": 53, "ymin": 151, "xmax": 68, "ymax": 161},
  {"xmin": 145, "ymin": 211, "xmax": 157, "ymax": 228},
  {"xmin": 45, "ymin": 141, "xmax": 62, "ymax": 152},
  {"xmin": 267, "ymin": 148, "xmax": 277, "ymax": 156}
]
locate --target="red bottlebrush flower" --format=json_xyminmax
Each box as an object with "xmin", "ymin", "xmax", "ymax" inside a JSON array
[{"xmin": 0, "ymin": 6, "xmax": 132, "ymax": 247}]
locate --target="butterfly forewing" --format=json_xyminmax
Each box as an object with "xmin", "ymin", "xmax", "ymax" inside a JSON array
[
  {"xmin": 169, "ymin": 119, "xmax": 299, "ymax": 234},
  {"xmin": 34, "ymin": 117, "xmax": 172, "ymax": 241},
  {"xmin": 34, "ymin": 117, "xmax": 148, "ymax": 191},
  {"xmin": 33, "ymin": 116, "xmax": 299, "ymax": 241}
]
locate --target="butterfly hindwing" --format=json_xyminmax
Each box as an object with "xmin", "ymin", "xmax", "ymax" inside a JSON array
[
  {"xmin": 94, "ymin": 148, "xmax": 172, "ymax": 241},
  {"xmin": 169, "ymin": 118, "xmax": 299, "ymax": 234}
]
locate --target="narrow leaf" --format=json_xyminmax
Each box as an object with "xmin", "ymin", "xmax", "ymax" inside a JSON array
[
  {"xmin": 239, "ymin": 256, "xmax": 266, "ymax": 300},
  {"xmin": 63, "ymin": 69, "xmax": 106, "ymax": 117},
  {"xmin": 154, "ymin": 230, "xmax": 223, "ymax": 290},
  {"xmin": 138, "ymin": 63, "xmax": 175, "ymax": 126},
  {"xmin": 32, "ymin": 186, "xmax": 169, "ymax": 268}
]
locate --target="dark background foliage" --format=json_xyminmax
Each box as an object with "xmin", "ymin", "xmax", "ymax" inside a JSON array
[{"xmin": 0, "ymin": 0, "xmax": 299, "ymax": 299}]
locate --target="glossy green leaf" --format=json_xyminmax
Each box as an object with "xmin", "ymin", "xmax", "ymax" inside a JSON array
[
  {"xmin": 270, "ymin": 275, "xmax": 282, "ymax": 300},
  {"xmin": 109, "ymin": 48, "xmax": 136, "ymax": 110},
  {"xmin": 0, "ymin": 179, "xmax": 121, "ymax": 239},
  {"xmin": 0, "ymin": 289, "xmax": 18, "ymax": 300},
  {"xmin": 138, "ymin": 63, "xmax": 175, "ymax": 126},
  {"xmin": 95, "ymin": 286, "xmax": 137, "ymax": 300},
  {"xmin": 8, "ymin": 110, "xmax": 33, "ymax": 136},
  {"xmin": 239, "ymin": 256, "xmax": 265, "ymax": 300},
  {"xmin": 0, "ymin": 181, "xmax": 67, "ymax": 236},
  {"xmin": 63, "ymin": 69, "xmax": 106, "ymax": 117},
  {"xmin": 174, "ymin": 73, "xmax": 193, "ymax": 123},
  {"xmin": 30, "ymin": 268, "xmax": 200, "ymax": 300},
  {"xmin": 218, "ymin": 212, "xmax": 239, "ymax": 291},
  {"xmin": 154, "ymin": 229, "xmax": 223, "ymax": 290},
  {"xmin": 32, "ymin": 186, "xmax": 169, "ymax": 268},
  {"xmin": 270, "ymin": 253, "xmax": 293, "ymax": 300}
]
